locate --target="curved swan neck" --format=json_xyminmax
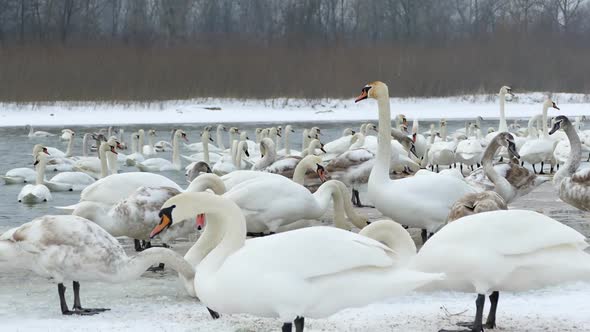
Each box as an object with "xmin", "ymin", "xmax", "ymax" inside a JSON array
[
  {"xmin": 372, "ymin": 92, "xmax": 394, "ymax": 182},
  {"xmin": 498, "ymin": 93, "xmax": 508, "ymax": 132},
  {"xmin": 331, "ymin": 180, "xmax": 367, "ymax": 229},
  {"xmin": 186, "ymin": 173, "xmax": 227, "ymax": 194},
  {"xmin": 482, "ymin": 138, "xmax": 513, "ymax": 201},
  {"xmin": 312, "ymin": 180, "xmax": 345, "ymax": 225},
  {"xmin": 292, "ymin": 159, "xmax": 312, "ymax": 185},
  {"xmin": 555, "ymin": 120, "xmax": 582, "ymax": 184},
  {"xmin": 113, "ymin": 248, "xmax": 194, "ymax": 284},
  {"xmin": 359, "ymin": 220, "xmax": 416, "ymax": 264}
]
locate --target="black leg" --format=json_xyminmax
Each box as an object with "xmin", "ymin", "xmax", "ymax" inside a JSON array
[
  {"xmin": 521, "ymin": 161, "xmax": 524, "ymax": 167},
  {"xmin": 451, "ymin": 294, "xmax": 485, "ymax": 332},
  {"xmin": 539, "ymin": 162, "xmax": 545, "ymax": 174},
  {"xmin": 460, "ymin": 164, "xmax": 463, "ymax": 172},
  {"xmin": 499, "ymin": 156, "xmax": 504, "ymax": 162},
  {"xmin": 351, "ymin": 189, "xmax": 357, "ymax": 205},
  {"xmin": 294, "ymin": 316, "xmax": 305, "ymax": 332},
  {"xmin": 430, "ymin": 165, "xmax": 434, "ymax": 172},
  {"xmin": 134, "ymin": 239, "xmax": 142, "ymax": 252},
  {"xmin": 72, "ymin": 281, "xmax": 110, "ymax": 314},
  {"xmin": 476, "ymin": 163, "xmax": 481, "ymax": 168},
  {"xmin": 147, "ymin": 263, "xmax": 166, "ymax": 272},
  {"xmin": 58, "ymin": 283, "xmax": 70, "ymax": 315},
  {"xmin": 485, "ymin": 291, "xmax": 499, "ymax": 329},
  {"xmin": 436, "ymin": 165, "xmax": 439, "ymax": 173},
  {"xmin": 352, "ymin": 189, "xmax": 374, "ymax": 208},
  {"xmin": 532, "ymin": 164, "xmax": 537, "ymax": 174},
  {"xmin": 556, "ymin": 163, "xmax": 560, "ymax": 171},
  {"xmin": 282, "ymin": 322, "xmax": 293, "ymax": 332},
  {"xmin": 207, "ymin": 307, "xmax": 220, "ymax": 319},
  {"xmin": 449, "ymin": 165, "xmax": 452, "ymax": 169},
  {"xmin": 421, "ymin": 229, "xmax": 428, "ymax": 244}
]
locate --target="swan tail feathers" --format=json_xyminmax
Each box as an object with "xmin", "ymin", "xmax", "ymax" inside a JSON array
[{"xmin": 54, "ymin": 203, "xmax": 79, "ymax": 212}]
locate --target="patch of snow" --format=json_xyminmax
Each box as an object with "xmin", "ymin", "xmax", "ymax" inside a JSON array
[{"xmin": 1, "ymin": 92, "xmax": 589, "ymax": 127}]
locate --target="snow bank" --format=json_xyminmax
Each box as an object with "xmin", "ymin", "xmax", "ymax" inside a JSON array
[{"xmin": 1, "ymin": 92, "xmax": 589, "ymax": 127}]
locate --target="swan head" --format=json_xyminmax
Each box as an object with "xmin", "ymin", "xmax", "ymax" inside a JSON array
[
  {"xmin": 218, "ymin": 124, "xmax": 228, "ymax": 132},
  {"xmin": 229, "ymin": 127, "xmax": 240, "ymax": 135},
  {"xmin": 543, "ymin": 98, "xmax": 560, "ymax": 111},
  {"xmin": 32, "ymin": 144, "xmax": 49, "ymax": 156},
  {"xmin": 148, "ymin": 129, "xmax": 157, "ymax": 136},
  {"xmin": 238, "ymin": 141, "xmax": 250, "ymax": 157},
  {"xmin": 201, "ymin": 130, "xmax": 214, "ymax": 142},
  {"xmin": 549, "ymin": 115, "xmax": 571, "ymax": 135},
  {"xmin": 240, "ymin": 131, "xmax": 250, "ymax": 140},
  {"xmin": 300, "ymin": 155, "xmax": 328, "ymax": 182},
  {"xmin": 499, "ymin": 86, "xmax": 514, "ymax": 97},
  {"xmin": 496, "ymin": 132, "xmax": 520, "ymax": 158},
  {"xmin": 285, "ymin": 125, "xmax": 295, "ymax": 133},
  {"xmin": 308, "ymin": 139, "xmax": 326, "ymax": 154},
  {"xmin": 102, "ymin": 137, "xmax": 120, "ymax": 155},
  {"xmin": 186, "ymin": 161, "xmax": 212, "ymax": 182},
  {"xmin": 342, "ymin": 128, "xmax": 354, "ymax": 136},
  {"xmin": 355, "ymin": 81, "xmax": 388, "ymax": 102},
  {"xmin": 175, "ymin": 129, "xmax": 189, "ymax": 142}
]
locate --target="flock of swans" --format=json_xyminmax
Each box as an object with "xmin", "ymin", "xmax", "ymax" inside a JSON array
[{"xmin": 1, "ymin": 81, "xmax": 590, "ymax": 332}]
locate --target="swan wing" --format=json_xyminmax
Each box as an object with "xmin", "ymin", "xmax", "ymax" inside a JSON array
[{"xmin": 223, "ymin": 227, "xmax": 395, "ymax": 281}]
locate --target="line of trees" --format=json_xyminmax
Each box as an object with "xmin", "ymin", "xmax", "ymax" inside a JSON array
[{"xmin": 0, "ymin": 0, "xmax": 589, "ymax": 101}]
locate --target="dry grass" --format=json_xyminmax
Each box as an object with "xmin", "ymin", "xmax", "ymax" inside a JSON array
[{"xmin": 1, "ymin": 37, "xmax": 589, "ymax": 102}]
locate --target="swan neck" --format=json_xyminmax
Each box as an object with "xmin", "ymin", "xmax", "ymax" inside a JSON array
[
  {"xmin": 284, "ymin": 130, "xmax": 290, "ymax": 155},
  {"xmin": 217, "ymin": 128, "xmax": 225, "ymax": 150},
  {"xmin": 65, "ymin": 135, "xmax": 74, "ymax": 157},
  {"xmin": 312, "ymin": 181, "xmax": 341, "ymax": 222},
  {"xmin": 197, "ymin": 205, "xmax": 246, "ymax": 275},
  {"xmin": 330, "ymin": 180, "xmax": 367, "ymax": 229},
  {"xmin": 172, "ymin": 133, "xmax": 181, "ymax": 168},
  {"xmin": 36, "ymin": 157, "xmax": 46, "ymax": 185},
  {"xmin": 292, "ymin": 159, "xmax": 310, "ymax": 185},
  {"xmin": 202, "ymin": 133, "xmax": 210, "ymax": 164},
  {"xmin": 499, "ymin": 94, "xmax": 508, "ymax": 132},
  {"xmin": 556, "ymin": 123, "xmax": 582, "ymax": 184},
  {"xmin": 372, "ymin": 95, "xmax": 393, "ymax": 182},
  {"xmin": 99, "ymin": 145, "xmax": 108, "ymax": 178},
  {"xmin": 542, "ymin": 104, "xmax": 549, "ymax": 138},
  {"xmin": 186, "ymin": 173, "xmax": 227, "ymax": 194},
  {"xmin": 115, "ymin": 248, "xmax": 194, "ymax": 283},
  {"xmin": 82, "ymin": 135, "xmax": 89, "ymax": 157},
  {"xmin": 482, "ymin": 139, "xmax": 512, "ymax": 201},
  {"xmin": 138, "ymin": 131, "xmax": 145, "ymax": 155}
]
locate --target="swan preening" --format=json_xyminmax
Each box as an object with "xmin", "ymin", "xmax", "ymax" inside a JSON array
[{"xmin": 3, "ymin": 82, "xmax": 590, "ymax": 331}]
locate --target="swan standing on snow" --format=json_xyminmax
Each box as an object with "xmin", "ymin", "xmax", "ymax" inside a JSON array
[
  {"xmin": 18, "ymin": 150, "xmax": 52, "ymax": 203},
  {"xmin": 519, "ymin": 98, "xmax": 560, "ymax": 174},
  {"xmin": 412, "ymin": 210, "xmax": 590, "ymax": 332},
  {"xmin": 136, "ymin": 129, "xmax": 187, "ymax": 172},
  {"xmin": 356, "ymin": 81, "xmax": 478, "ymax": 243},
  {"xmin": 0, "ymin": 215, "xmax": 194, "ymax": 315},
  {"xmin": 454, "ymin": 123, "xmax": 483, "ymax": 172},
  {"xmin": 549, "ymin": 115, "xmax": 590, "ymax": 211},
  {"xmin": 148, "ymin": 193, "xmax": 443, "ymax": 331}
]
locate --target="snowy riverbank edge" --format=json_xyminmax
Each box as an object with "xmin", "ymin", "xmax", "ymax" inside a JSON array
[{"xmin": 1, "ymin": 92, "xmax": 589, "ymax": 127}]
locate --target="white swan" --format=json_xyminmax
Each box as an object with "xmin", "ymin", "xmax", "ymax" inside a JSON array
[
  {"xmin": 276, "ymin": 125, "xmax": 299, "ymax": 156},
  {"xmin": 427, "ymin": 120, "xmax": 457, "ymax": 171},
  {"xmin": 187, "ymin": 174, "xmax": 364, "ymax": 234},
  {"xmin": 185, "ymin": 161, "xmax": 212, "ymax": 183},
  {"xmin": 60, "ymin": 128, "xmax": 74, "ymax": 141},
  {"xmin": 412, "ymin": 210, "xmax": 590, "ymax": 331},
  {"xmin": 184, "ymin": 126, "xmax": 223, "ymax": 153},
  {"xmin": 212, "ymin": 140, "xmax": 250, "ymax": 176},
  {"xmin": 148, "ymin": 192, "xmax": 443, "ymax": 331},
  {"xmin": 355, "ymin": 81, "xmax": 478, "ymax": 242},
  {"xmin": 484, "ymin": 86, "xmax": 514, "ymax": 144},
  {"xmin": 46, "ymin": 130, "xmax": 76, "ymax": 158},
  {"xmin": 454, "ymin": 123, "xmax": 484, "ymax": 172},
  {"xmin": 549, "ymin": 115, "xmax": 590, "ymax": 211},
  {"xmin": 181, "ymin": 130, "xmax": 222, "ymax": 165},
  {"xmin": 18, "ymin": 150, "xmax": 52, "ymax": 203},
  {"xmin": 519, "ymin": 98, "xmax": 560, "ymax": 173},
  {"xmin": 26, "ymin": 125, "xmax": 55, "ymax": 138},
  {"xmin": 252, "ymin": 138, "xmax": 277, "ymax": 170},
  {"xmin": 321, "ymin": 128, "xmax": 356, "ymax": 160},
  {"xmin": 136, "ymin": 129, "xmax": 187, "ymax": 172},
  {"xmin": 2, "ymin": 144, "xmax": 46, "ymax": 184},
  {"xmin": 0, "ymin": 215, "xmax": 194, "ymax": 315},
  {"xmin": 142, "ymin": 129, "xmax": 157, "ymax": 156},
  {"xmin": 73, "ymin": 138, "xmax": 119, "ymax": 179},
  {"xmin": 125, "ymin": 132, "xmax": 145, "ymax": 166}
]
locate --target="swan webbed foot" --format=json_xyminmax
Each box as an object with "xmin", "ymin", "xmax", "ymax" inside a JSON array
[
  {"xmin": 207, "ymin": 307, "xmax": 220, "ymax": 319},
  {"xmin": 147, "ymin": 263, "xmax": 165, "ymax": 272}
]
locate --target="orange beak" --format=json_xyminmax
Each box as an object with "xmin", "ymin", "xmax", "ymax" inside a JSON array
[
  {"xmin": 150, "ymin": 214, "xmax": 171, "ymax": 239},
  {"xmin": 317, "ymin": 165, "xmax": 328, "ymax": 182},
  {"xmin": 110, "ymin": 146, "xmax": 118, "ymax": 155},
  {"xmin": 355, "ymin": 90, "xmax": 368, "ymax": 103}
]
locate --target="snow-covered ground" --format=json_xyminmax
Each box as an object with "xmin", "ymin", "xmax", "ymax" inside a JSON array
[{"xmin": 1, "ymin": 92, "xmax": 589, "ymax": 127}]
